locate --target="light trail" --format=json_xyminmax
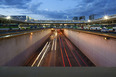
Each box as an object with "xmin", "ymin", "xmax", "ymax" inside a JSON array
[
  {"xmin": 59, "ymin": 37, "xmax": 65, "ymax": 67},
  {"xmin": 31, "ymin": 42, "xmax": 48, "ymax": 67},
  {"xmin": 65, "ymin": 39, "xmax": 81, "ymax": 67},
  {"xmin": 51, "ymin": 39, "xmax": 55, "ymax": 51},
  {"xmin": 61, "ymin": 38, "xmax": 72, "ymax": 67},
  {"xmin": 74, "ymin": 49, "xmax": 88, "ymax": 66},
  {"xmin": 66, "ymin": 39, "xmax": 88, "ymax": 66},
  {"xmin": 37, "ymin": 42, "xmax": 50, "ymax": 67},
  {"xmin": 55, "ymin": 38, "xmax": 57, "ymax": 51}
]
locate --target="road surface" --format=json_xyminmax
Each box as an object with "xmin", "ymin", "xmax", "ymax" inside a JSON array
[{"xmin": 25, "ymin": 30, "xmax": 95, "ymax": 67}]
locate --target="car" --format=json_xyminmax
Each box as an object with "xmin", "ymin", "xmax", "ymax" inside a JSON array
[{"xmin": 101, "ymin": 28, "xmax": 109, "ymax": 32}]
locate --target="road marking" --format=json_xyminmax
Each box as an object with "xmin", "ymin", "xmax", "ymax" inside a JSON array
[
  {"xmin": 37, "ymin": 42, "xmax": 50, "ymax": 67},
  {"xmin": 31, "ymin": 42, "xmax": 48, "ymax": 67}
]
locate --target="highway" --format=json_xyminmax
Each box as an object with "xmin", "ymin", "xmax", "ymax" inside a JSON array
[{"xmin": 25, "ymin": 29, "xmax": 95, "ymax": 67}]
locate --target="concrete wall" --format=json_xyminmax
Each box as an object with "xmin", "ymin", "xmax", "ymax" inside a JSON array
[
  {"xmin": 64, "ymin": 29, "xmax": 116, "ymax": 67},
  {"xmin": 0, "ymin": 29, "xmax": 51, "ymax": 66}
]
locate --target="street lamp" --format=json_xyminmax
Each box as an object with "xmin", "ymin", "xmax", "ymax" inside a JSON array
[
  {"xmin": 103, "ymin": 15, "xmax": 109, "ymax": 30},
  {"xmin": 6, "ymin": 16, "xmax": 12, "ymax": 30},
  {"xmin": 88, "ymin": 20, "xmax": 91, "ymax": 22},
  {"xmin": 104, "ymin": 15, "xmax": 109, "ymax": 20},
  {"xmin": 6, "ymin": 16, "xmax": 11, "ymax": 19}
]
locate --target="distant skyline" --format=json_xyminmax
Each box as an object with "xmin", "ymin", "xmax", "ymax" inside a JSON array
[{"xmin": 0, "ymin": 0, "xmax": 116, "ymax": 20}]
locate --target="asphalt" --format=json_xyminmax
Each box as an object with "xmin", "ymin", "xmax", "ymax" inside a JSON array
[{"xmin": 25, "ymin": 30, "xmax": 95, "ymax": 67}]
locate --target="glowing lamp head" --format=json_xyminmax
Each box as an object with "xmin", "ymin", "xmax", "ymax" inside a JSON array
[
  {"xmin": 6, "ymin": 16, "xmax": 11, "ymax": 19},
  {"xmin": 104, "ymin": 37, "xmax": 110, "ymax": 40},
  {"xmin": 88, "ymin": 20, "xmax": 91, "ymax": 22},
  {"xmin": 31, "ymin": 33, "xmax": 33, "ymax": 35},
  {"xmin": 104, "ymin": 15, "xmax": 109, "ymax": 20},
  {"xmin": 104, "ymin": 37, "xmax": 107, "ymax": 40}
]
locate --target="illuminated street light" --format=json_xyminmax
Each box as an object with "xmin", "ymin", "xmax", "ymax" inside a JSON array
[
  {"xmin": 31, "ymin": 32, "xmax": 33, "ymax": 35},
  {"xmin": 6, "ymin": 16, "xmax": 12, "ymax": 30},
  {"xmin": 104, "ymin": 37, "xmax": 110, "ymax": 40},
  {"xmin": 88, "ymin": 20, "xmax": 91, "ymax": 22},
  {"xmin": 104, "ymin": 15, "xmax": 109, "ymax": 20},
  {"xmin": 6, "ymin": 16, "xmax": 11, "ymax": 19},
  {"xmin": 104, "ymin": 15, "xmax": 109, "ymax": 27}
]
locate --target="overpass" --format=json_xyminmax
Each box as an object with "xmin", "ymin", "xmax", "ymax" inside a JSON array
[{"xmin": 1, "ymin": 15, "xmax": 116, "ymax": 29}]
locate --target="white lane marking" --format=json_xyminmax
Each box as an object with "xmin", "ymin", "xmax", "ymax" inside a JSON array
[
  {"xmin": 55, "ymin": 38, "xmax": 57, "ymax": 51},
  {"xmin": 51, "ymin": 39, "xmax": 55, "ymax": 51},
  {"xmin": 37, "ymin": 42, "xmax": 50, "ymax": 67},
  {"xmin": 55, "ymin": 32, "xmax": 57, "ymax": 36},
  {"xmin": 31, "ymin": 42, "xmax": 48, "ymax": 67}
]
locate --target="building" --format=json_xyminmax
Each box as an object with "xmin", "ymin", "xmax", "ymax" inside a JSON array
[
  {"xmin": 0, "ymin": 14, "xmax": 6, "ymax": 18},
  {"xmin": 10, "ymin": 16, "xmax": 27, "ymax": 21},
  {"xmin": 0, "ymin": 15, "xmax": 35, "ymax": 22},
  {"xmin": 73, "ymin": 17, "xmax": 78, "ymax": 20}
]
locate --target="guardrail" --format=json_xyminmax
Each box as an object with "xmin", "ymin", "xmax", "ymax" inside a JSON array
[
  {"xmin": 63, "ymin": 28, "xmax": 116, "ymax": 39},
  {"xmin": 0, "ymin": 28, "xmax": 51, "ymax": 39}
]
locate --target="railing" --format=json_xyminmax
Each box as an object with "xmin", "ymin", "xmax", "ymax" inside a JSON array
[{"xmin": 34, "ymin": 20, "xmax": 86, "ymax": 23}]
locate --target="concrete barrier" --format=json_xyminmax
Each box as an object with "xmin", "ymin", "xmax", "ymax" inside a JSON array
[
  {"xmin": 64, "ymin": 29, "xmax": 116, "ymax": 67},
  {"xmin": 0, "ymin": 29, "xmax": 51, "ymax": 66}
]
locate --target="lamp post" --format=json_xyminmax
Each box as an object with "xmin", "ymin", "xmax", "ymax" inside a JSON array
[
  {"xmin": 104, "ymin": 15, "xmax": 109, "ymax": 20},
  {"xmin": 6, "ymin": 16, "xmax": 12, "ymax": 30},
  {"xmin": 87, "ymin": 20, "xmax": 91, "ymax": 30},
  {"xmin": 103, "ymin": 15, "xmax": 109, "ymax": 29},
  {"xmin": 6, "ymin": 16, "xmax": 11, "ymax": 20},
  {"xmin": 88, "ymin": 20, "xmax": 91, "ymax": 22}
]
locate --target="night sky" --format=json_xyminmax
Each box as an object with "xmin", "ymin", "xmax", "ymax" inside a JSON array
[{"xmin": 0, "ymin": 0, "xmax": 116, "ymax": 20}]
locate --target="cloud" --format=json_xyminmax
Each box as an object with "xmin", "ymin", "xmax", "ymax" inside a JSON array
[
  {"xmin": 26, "ymin": 2, "xmax": 43, "ymax": 11},
  {"xmin": 58, "ymin": 0, "xmax": 64, "ymax": 1},
  {"xmin": 66, "ymin": 0, "xmax": 116, "ymax": 19},
  {"xmin": 0, "ymin": 0, "xmax": 116, "ymax": 20},
  {"xmin": 0, "ymin": 0, "xmax": 31, "ymax": 5},
  {"xmin": 0, "ymin": 0, "xmax": 32, "ymax": 9},
  {"xmin": 24, "ymin": 9, "xmax": 68, "ymax": 19},
  {"xmin": 83, "ymin": 0, "xmax": 95, "ymax": 3}
]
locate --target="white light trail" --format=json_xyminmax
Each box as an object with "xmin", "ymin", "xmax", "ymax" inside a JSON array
[
  {"xmin": 31, "ymin": 42, "xmax": 48, "ymax": 67},
  {"xmin": 55, "ymin": 38, "xmax": 57, "ymax": 51},
  {"xmin": 51, "ymin": 39, "xmax": 55, "ymax": 51},
  {"xmin": 37, "ymin": 42, "xmax": 50, "ymax": 67}
]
